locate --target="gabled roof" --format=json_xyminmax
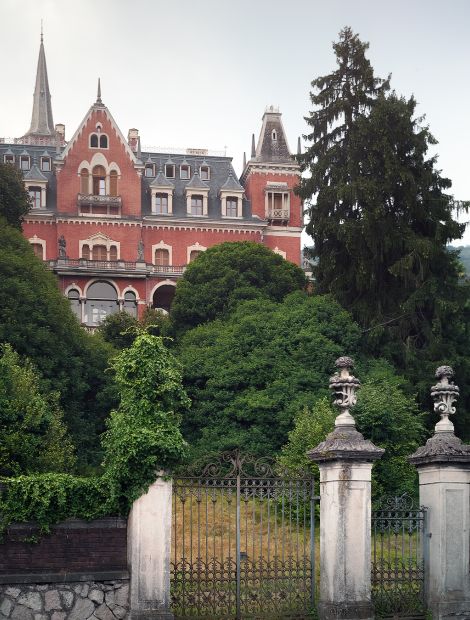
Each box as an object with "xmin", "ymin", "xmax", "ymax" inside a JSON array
[
  {"xmin": 220, "ymin": 172, "xmax": 244, "ymax": 192},
  {"xmin": 150, "ymin": 170, "xmax": 175, "ymax": 189},
  {"xmin": 59, "ymin": 100, "xmax": 138, "ymax": 165},
  {"xmin": 24, "ymin": 162, "xmax": 48, "ymax": 181},
  {"xmin": 186, "ymin": 171, "xmax": 209, "ymax": 190}
]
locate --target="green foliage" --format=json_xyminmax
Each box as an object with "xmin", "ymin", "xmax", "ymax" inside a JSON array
[
  {"xmin": 0, "ymin": 163, "xmax": 31, "ymax": 229},
  {"xmin": 0, "ymin": 222, "xmax": 116, "ymax": 468},
  {"xmin": 178, "ymin": 292, "xmax": 360, "ymax": 460},
  {"xmin": 98, "ymin": 311, "xmax": 139, "ymax": 349},
  {"xmin": 101, "ymin": 332, "xmax": 189, "ymax": 512},
  {"xmin": 453, "ymin": 246, "xmax": 470, "ymax": 275},
  {"xmin": 98, "ymin": 308, "xmax": 171, "ymax": 350},
  {"xmin": 0, "ymin": 332, "xmax": 189, "ymax": 533},
  {"xmin": 278, "ymin": 398, "xmax": 335, "ymax": 476},
  {"xmin": 355, "ymin": 360, "xmax": 426, "ymax": 497},
  {"xmin": 170, "ymin": 241, "xmax": 306, "ymax": 333},
  {"xmin": 0, "ymin": 344, "xmax": 75, "ymax": 476}
]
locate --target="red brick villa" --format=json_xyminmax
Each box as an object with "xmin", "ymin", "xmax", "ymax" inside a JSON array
[{"xmin": 1, "ymin": 35, "xmax": 303, "ymax": 327}]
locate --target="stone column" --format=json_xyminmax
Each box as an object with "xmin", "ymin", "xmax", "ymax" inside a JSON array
[
  {"xmin": 127, "ymin": 475, "xmax": 174, "ymax": 620},
  {"xmin": 308, "ymin": 357, "xmax": 384, "ymax": 620},
  {"xmin": 409, "ymin": 366, "xmax": 470, "ymax": 619}
]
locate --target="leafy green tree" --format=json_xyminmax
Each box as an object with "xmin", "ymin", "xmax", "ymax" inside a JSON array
[
  {"xmin": 0, "ymin": 344, "xmax": 75, "ymax": 476},
  {"xmin": 98, "ymin": 307, "xmax": 170, "ymax": 350},
  {"xmin": 0, "ymin": 222, "xmax": 116, "ymax": 468},
  {"xmin": 0, "ymin": 163, "xmax": 31, "ymax": 229},
  {"xmin": 278, "ymin": 398, "xmax": 335, "ymax": 476},
  {"xmin": 170, "ymin": 242, "xmax": 306, "ymax": 333},
  {"xmin": 102, "ymin": 331, "xmax": 189, "ymax": 511},
  {"xmin": 177, "ymin": 292, "xmax": 360, "ymax": 460},
  {"xmin": 355, "ymin": 360, "xmax": 426, "ymax": 498}
]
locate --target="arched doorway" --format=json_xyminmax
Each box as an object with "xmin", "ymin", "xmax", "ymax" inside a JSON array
[{"xmin": 153, "ymin": 284, "xmax": 176, "ymax": 313}]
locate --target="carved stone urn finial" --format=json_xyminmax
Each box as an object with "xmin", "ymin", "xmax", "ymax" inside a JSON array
[
  {"xmin": 431, "ymin": 365, "xmax": 459, "ymax": 434},
  {"xmin": 329, "ymin": 356, "xmax": 360, "ymax": 428}
]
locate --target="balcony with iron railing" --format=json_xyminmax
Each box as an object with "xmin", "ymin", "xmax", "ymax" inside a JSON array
[
  {"xmin": 77, "ymin": 194, "xmax": 122, "ymax": 217},
  {"xmin": 46, "ymin": 258, "xmax": 185, "ymax": 277}
]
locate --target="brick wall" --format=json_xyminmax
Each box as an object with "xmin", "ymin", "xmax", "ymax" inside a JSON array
[{"xmin": 0, "ymin": 518, "xmax": 127, "ymax": 583}]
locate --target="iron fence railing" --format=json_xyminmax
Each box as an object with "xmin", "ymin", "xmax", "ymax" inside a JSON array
[{"xmin": 371, "ymin": 494, "xmax": 427, "ymax": 619}]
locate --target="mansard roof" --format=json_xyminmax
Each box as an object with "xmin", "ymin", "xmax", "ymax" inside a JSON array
[
  {"xmin": 220, "ymin": 172, "xmax": 244, "ymax": 192},
  {"xmin": 24, "ymin": 161, "xmax": 48, "ymax": 181},
  {"xmin": 253, "ymin": 106, "xmax": 292, "ymax": 164},
  {"xmin": 150, "ymin": 170, "xmax": 174, "ymax": 189},
  {"xmin": 186, "ymin": 171, "xmax": 209, "ymax": 190}
]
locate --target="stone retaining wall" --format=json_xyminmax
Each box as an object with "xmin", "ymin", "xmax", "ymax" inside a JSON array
[{"xmin": 0, "ymin": 580, "xmax": 129, "ymax": 620}]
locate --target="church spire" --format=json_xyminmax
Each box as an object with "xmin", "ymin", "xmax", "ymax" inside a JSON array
[{"xmin": 24, "ymin": 28, "xmax": 55, "ymax": 139}]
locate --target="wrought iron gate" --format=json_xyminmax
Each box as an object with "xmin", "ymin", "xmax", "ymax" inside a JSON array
[
  {"xmin": 171, "ymin": 451, "xmax": 317, "ymax": 619},
  {"xmin": 371, "ymin": 494, "xmax": 427, "ymax": 619}
]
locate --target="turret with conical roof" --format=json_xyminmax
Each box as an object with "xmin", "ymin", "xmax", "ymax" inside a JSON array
[{"xmin": 22, "ymin": 29, "xmax": 56, "ymax": 145}]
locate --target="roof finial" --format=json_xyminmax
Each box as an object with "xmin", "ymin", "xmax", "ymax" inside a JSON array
[
  {"xmin": 96, "ymin": 78, "xmax": 102, "ymax": 105},
  {"xmin": 243, "ymin": 151, "xmax": 246, "ymax": 169},
  {"xmin": 40, "ymin": 20, "xmax": 44, "ymax": 43},
  {"xmin": 251, "ymin": 133, "xmax": 256, "ymax": 159}
]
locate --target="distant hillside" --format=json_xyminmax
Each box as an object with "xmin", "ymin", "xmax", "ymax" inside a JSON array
[{"xmin": 449, "ymin": 245, "xmax": 470, "ymax": 274}]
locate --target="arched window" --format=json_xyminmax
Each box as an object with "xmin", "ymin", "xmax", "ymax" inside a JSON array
[
  {"xmin": 92, "ymin": 165, "xmax": 106, "ymax": 196},
  {"xmin": 82, "ymin": 244, "xmax": 90, "ymax": 260},
  {"xmin": 99, "ymin": 135, "xmax": 108, "ymax": 148},
  {"xmin": 90, "ymin": 134, "xmax": 99, "ymax": 148},
  {"xmin": 85, "ymin": 281, "xmax": 118, "ymax": 326},
  {"xmin": 123, "ymin": 291, "xmax": 137, "ymax": 317},
  {"xmin": 80, "ymin": 168, "xmax": 89, "ymax": 194},
  {"xmin": 109, "ymin": 170, "xmax": 118, "ymax": 196},
  {"xmin": 67, "ymin": 289, "xmax": 81, "ymax": 322},
  {"xmin": 155, "ymin": 248, "xmax": 170, "ymax": 266},
  {"xmin": 109, "ymin": 245, "xmax": 118, "ymax": 261},
  {"xmin": 31, "ymin": 243, "xmax": 44, "ymax": 259},
  {"xmin": 189, "ymin": 250, "xmax": 202, "ymax": 262},
  {"xmin": 92, "ymin": 245, "xmax": 107, "ymax": 260}
]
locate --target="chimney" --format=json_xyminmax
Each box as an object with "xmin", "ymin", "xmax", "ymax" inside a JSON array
[
  {"xmin": 55, "ymin": 123, "xmax": 65, "ymax": 145},
  {"xmin": 128, "ymin": 128, "xmax": 139, "ymax": 152}
]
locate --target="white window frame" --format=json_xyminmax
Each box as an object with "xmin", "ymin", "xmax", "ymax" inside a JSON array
[
  {"xmin": 152, "ymin": 241, "xmax": 173, "ymax": 266},
  {"xmin": 165, "ymin": 164, "xmax": 175, "ymax": 178},
  {"xmin": 180, "ymin": 164, "xmax": 191, "ymax": 180},
  {"xmin": 187, "ymin": 242, "xmax": 206, "ymax": 264},
  {"xmin": 41, "ymin": 157, "xmax": 51, "ymax": 172}
]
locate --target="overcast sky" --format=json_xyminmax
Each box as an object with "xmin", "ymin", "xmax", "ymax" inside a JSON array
[{"xmin": 1, "ymin": 0, "xmax": 469, "ymax": 243}]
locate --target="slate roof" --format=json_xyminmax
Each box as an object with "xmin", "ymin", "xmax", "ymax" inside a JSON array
[
  {"xmin": 220, "ymin": 172, "xmax": 244, "ymax": 192},
  {"xmin": 24, "ymin": 161, "xmax": 48, "ymax": 182}
]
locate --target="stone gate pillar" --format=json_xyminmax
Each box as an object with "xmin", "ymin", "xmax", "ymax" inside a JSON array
[
  {"xmin": 127, "ymin": 475, "xmax": 174, "ymax": 620},
  {"xmin": 409, "ymin": 366, "xmax": 470, "ymax": 620},
  {"xmin": 308, "ymin": 357, "xmax": 384, "ymax": 620}
]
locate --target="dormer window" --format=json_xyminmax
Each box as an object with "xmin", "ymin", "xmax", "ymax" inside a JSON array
[
  {"xmin": 200, "ymin": 165, "xmax": 210, "ymax": 181},
  {"xmin": 165, "ymin": 164, "xmax": 175, "ymax": 178},
  {"xmin": 41, "ymin": 157, "xmax": 51, "ymax": 172},
  {"xmin": 4, "ymin": 154, "xmax": 14, "ymax": 165},
  {"xmin": 145, "ymin": 164, "xmax": 154, "ymax": 177},
  {"xmin": 20, "ymin": 155, "xmax": 30, "ymax": 171},
  {"xmin": 28, "ymin": 187, "xmax": 42, "ymax": 209},
  {"xmin": 153, "ymin": 193, "xmax": 169, "ymax": 215},
  {"xmin": 180, "ymin": 164, "xmax": 190, "ymax": 180},
  {"xmin": 272, "ymin": 130, "xmax": 277, "ymax": 141},
  {"xmin": 190, "ymin": 195, "xmax": 203, "ymax": 216},
  {"xmin": 226, "ymin": 197, "xmax": 238, "ymax": 217}
]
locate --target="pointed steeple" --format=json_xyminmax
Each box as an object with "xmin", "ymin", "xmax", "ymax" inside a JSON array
[
  {"xmin": 253, "ymin": 106, "xmax": 292, "ymax": 163},
  {"xmin": 297, "ymin": 137, "xmax": 301, "ymax": 155},
  {"xmin": 25, "ymin": 28, "xmax": 54, "ymax": 138},
  {"xmin": 251, "ymin": 134, "xmax": 256, "ymax": 159},
  {"xmin": 243, "ymin": 152, "xmax": 246, "ymax": 169},
  {"xmin": 96, "ymin": 78, "xmax": 103, "ymax": 105}
]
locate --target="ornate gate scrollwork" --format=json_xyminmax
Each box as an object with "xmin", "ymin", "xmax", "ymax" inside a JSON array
[{"xmin": 171, "ymin": 450, "xmax": 318, "ymax": 619}]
